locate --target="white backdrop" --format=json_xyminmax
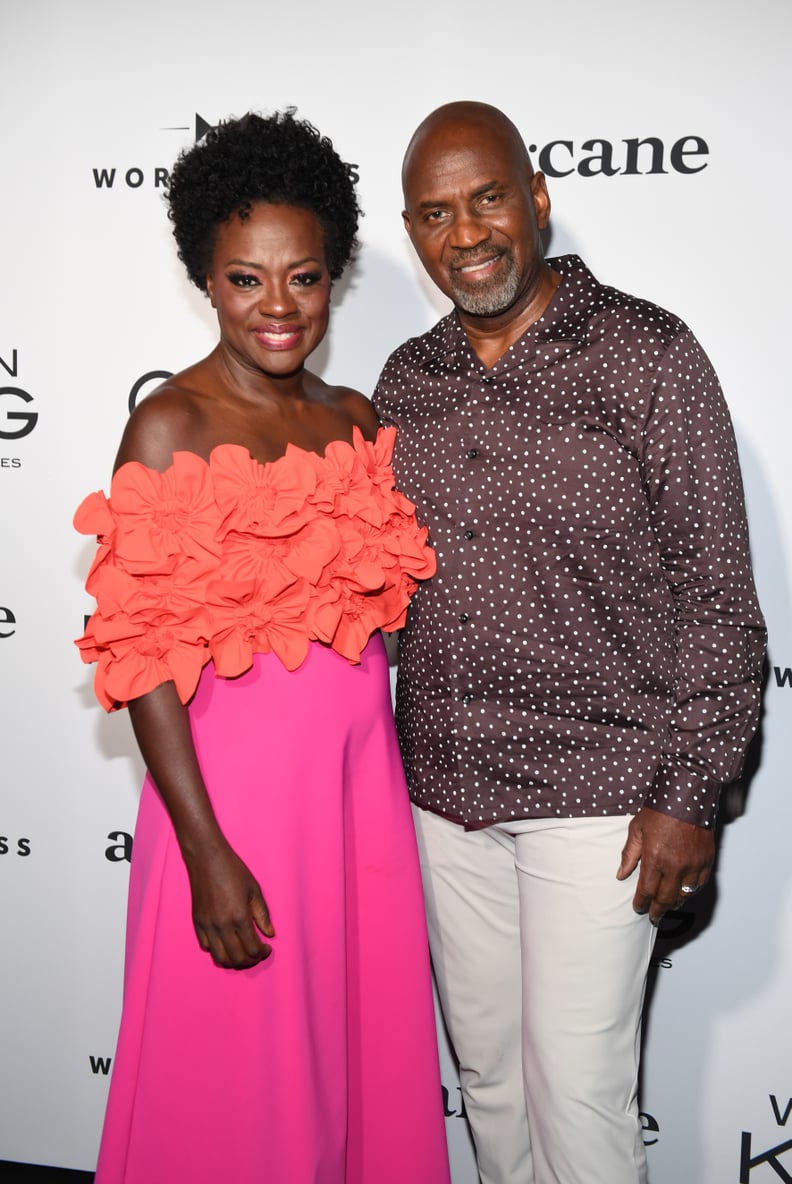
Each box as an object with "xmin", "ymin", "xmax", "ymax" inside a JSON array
[{"xmin": 1, "ymin": 1, "xmax": 790, "ymax": 1179}]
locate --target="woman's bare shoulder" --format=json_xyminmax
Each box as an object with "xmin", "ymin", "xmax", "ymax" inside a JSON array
[
  {"xmin": 307, "ymin": 374, "xmax": 380, "ymax": 442},
  {"xmin": 114, "ymin": 369, "xmax": 213, "ymax": 472}
]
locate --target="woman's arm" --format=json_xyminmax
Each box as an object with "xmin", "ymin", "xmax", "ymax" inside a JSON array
[
  {"xmin": 114, "ymin": 386, "xmax": 274, "ymax": 967},
  {"xmin": 129, "ymin": 682, "xmax": 274, "ymax": 968}
]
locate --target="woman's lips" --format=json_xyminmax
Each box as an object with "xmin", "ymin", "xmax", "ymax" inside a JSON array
[{"xmin": 252, "ymin": 324, "xmax": 304, "ymax": 350}]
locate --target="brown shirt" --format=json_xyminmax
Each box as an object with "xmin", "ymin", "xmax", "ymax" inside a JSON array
[{"xmin": 374, "ymin": 256, "xmax": 766, "ymax": 830}]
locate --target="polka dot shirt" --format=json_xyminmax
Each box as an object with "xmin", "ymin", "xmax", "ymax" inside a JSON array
[{"xmin": 373, "ymin": 256, "xmax": 766, "ymax": 830}]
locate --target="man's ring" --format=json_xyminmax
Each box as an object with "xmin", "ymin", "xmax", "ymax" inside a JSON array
[{"xmin": 680, "ymin": 885, "xmax": 697, "ymax": 895}]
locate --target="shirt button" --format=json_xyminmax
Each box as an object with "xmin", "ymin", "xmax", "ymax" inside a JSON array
[
  {"xmin": 459, "ymin": 612, "xmax": 469, "ymax": 623},
  {"xmin": 467, "ymin": 447, "xmax": 479, "ymax": 458},
  {"xmin": 464, "ymin": 530, "xmax": 475, "ymax": 540},
  {"xmin": 462, "ymin": 693, "xmax": 473, "ymax": 706}
]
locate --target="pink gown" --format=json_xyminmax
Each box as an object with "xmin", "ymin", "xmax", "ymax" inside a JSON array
[{"xmin": 75, "ymin": 428, "xmax": 450, "ymax": 1184}]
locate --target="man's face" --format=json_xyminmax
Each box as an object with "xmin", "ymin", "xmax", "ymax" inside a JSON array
[{"xmin": 402, "ymin": 121, "xmax": 550, "ymax": 321}]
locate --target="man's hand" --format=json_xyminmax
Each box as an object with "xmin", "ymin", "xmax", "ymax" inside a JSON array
[{"xmin": 617, "ymin": 807, "xmax": 715, "ymax": 924}]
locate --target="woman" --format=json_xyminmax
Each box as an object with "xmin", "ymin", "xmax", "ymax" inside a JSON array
[{"xmin": 75, "ymin": 111, "xmax": 450, "ymax": 1184}]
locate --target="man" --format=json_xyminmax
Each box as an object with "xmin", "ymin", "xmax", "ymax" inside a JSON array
[{"xmin": 373, "ymin": 101, "xmax": 765, "ymax": 1184}]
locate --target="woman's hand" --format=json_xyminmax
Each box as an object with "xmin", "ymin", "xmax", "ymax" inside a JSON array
[{"xmin": 185, "ymin": 839, "xmax": 275, "ymax": 969}]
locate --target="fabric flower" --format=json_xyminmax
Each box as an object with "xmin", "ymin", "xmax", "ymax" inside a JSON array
[
  {"xmin": 310, "ymin": 436, "xmax": 384, "ymax": 527},
  {"xmin": 74, "ymin": 490, "xmax": 117, "ymax": 595},
  {"xmin": 222, "ymin": 517, "xmax": 341, "ymax": 592},
  {"xmin": 80, "ymin": 567, "xmax": 212, "ymax": 709},
  {"xmin": 109, "ymin": 452, "xmax": 223, "ymax": 579},
  {"xmin": 208, "ymin": 576, "xmax": 311, "ymax": 675},
  {"xmin": 211, "ymin": 443, "xmax": 318, "ymax": 538}
]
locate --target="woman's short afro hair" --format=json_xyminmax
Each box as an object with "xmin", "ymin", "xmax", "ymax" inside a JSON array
[{"xmin": 167, "ymin": 109, "xmax": 361, "ymax": 290}]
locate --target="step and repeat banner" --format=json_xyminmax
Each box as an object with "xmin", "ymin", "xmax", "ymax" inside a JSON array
[{"xmin": 2, "ymin": 1, "xmax": 790, "ymax": 1179}]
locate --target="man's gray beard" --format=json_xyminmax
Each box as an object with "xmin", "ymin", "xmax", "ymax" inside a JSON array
[{"xmin": 449, "ymin": 252, "xmax": 521, "ymax": 317}]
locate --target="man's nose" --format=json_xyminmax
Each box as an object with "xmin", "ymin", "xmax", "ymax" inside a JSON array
[{"xmin": 449, "ymin": 208, "xmax": 490, "ymax": 250}]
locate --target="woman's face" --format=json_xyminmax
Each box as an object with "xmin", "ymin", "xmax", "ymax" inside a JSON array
[{"xmin": 206, "ymin": 202, "xmax": 331, "ymax": 381}]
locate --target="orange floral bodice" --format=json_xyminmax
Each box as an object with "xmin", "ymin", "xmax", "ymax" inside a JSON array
[{"xmin": 74, "ymin": 427, "xmax": 435, "ymax": 711}]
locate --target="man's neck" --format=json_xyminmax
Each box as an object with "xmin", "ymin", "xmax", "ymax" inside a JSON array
[{"xmin": 459, "ymin": 265, "xmax": 562, "ymax": 369}]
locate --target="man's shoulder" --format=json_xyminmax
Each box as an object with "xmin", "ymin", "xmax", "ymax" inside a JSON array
[
  {"xmin": 590, "ymin": 282, "xmax": 689, "ymax": 345},
  {"xmin": 378, "ymin": 311, "xmax": 458, "ymax": 379},
  {"xmin": 550, "ymin": 255, "xmax": 689, "ymax": 348}
]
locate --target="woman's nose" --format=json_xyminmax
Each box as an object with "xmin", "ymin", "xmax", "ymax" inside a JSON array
[{"xmin": 257, "ymin": 281, "xmax": 297, "ymax": 316}]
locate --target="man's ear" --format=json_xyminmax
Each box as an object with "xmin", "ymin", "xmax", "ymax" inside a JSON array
[
  {"xmin": 402, "ymin": 209, "xmax": 412, "ymax": 237},
  {"xmin": 531, "ymin": 173, "xmax": 551, "ymax": 231}
]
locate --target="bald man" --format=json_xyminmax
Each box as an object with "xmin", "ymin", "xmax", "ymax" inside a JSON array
[{"xmin": 374, "ymin": 102, "xmax": 765, "ymax": 1184}]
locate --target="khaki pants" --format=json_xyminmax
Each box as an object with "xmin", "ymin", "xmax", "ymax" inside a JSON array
[{"xmin": 412, "ymin": 806, "xmax": 657, "ymax": 1184}]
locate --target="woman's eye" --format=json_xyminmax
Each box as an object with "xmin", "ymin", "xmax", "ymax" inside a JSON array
[
  {"xmin": 227, "ymin": 272, "xmax": 258, "ymax": 288},
  {"xmin": 292, "ymin": 271, "xmax": 323, "ymax": 288}
]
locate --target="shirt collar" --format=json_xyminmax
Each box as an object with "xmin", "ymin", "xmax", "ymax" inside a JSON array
[{"xmin": 417, "ymin": 255, "xmax": 599, "ymax": 372}]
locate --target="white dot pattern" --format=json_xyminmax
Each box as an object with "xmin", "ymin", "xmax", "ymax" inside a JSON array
[{"xmin": 373, "ymin": 256, "xmax": 766, "ymax": 830}]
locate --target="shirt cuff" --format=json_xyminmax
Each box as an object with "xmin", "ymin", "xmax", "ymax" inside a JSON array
[{"xmin": 643, "ymin": 760, "xmax": 721, "ymax": 828}]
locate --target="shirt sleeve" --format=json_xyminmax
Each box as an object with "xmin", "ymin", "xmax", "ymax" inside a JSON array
[{"xmin": 638, "ymin": 327, "xmax": 766, "ymax": 826}]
